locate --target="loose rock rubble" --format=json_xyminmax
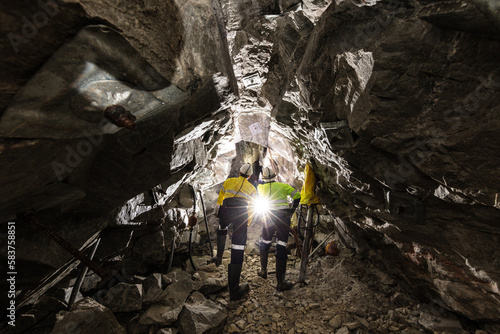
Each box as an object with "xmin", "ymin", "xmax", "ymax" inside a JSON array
[
  {"xmin": 219, "ymin": 245, "xmax": 495, "ymax": 334},
  {"xmin": 220, "ymin": 248, "xmax": 428, "ymax": 334},
  {"xmin": 3, "ymin": 239, "xmax": 493, "ymax": 334}
]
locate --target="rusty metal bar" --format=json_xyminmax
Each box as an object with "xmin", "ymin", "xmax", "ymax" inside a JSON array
[
  {"xmin": 20, "ymin": 210, "xmax": 108, "ymax": 279},
  {"xmin": 68, "ymin": 237, "xmax": 101, "ymax": 309}
]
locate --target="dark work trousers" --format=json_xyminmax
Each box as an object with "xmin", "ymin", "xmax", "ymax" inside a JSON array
[
  {"xmin": 218, "ymin": 197, "xmax": 249, "ymax": 265},
  {"xmin": 259, "ymin": 210, "xmax": 292, "ymax": 261}
]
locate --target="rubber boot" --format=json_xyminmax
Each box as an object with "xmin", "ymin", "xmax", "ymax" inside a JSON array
[
  {"xmin": 208, "ymin": 233, "xmax": 226, "ymax": 266},
  {"xmin": 257, "ymin": 250, "xmax": 268, "ymax": 279},
  {"xmin": 276, "ymin": 258, "xmax": 293, "ymax": 291},
  {"xmin": 228, "ymin": 263, "xmax": 249, "ymax": 301}
]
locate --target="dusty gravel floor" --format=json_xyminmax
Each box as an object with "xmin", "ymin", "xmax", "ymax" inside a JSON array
[{"xmin": 213, "ymin": 245, "xmax": 429, "ymax": 334}]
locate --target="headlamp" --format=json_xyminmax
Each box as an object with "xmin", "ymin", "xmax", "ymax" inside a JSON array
[{"xmin": 252, "ymin": 197, "xmax": 270, "ymax": 216}]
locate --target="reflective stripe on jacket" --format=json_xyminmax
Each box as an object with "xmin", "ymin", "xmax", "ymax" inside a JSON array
[
  {"xmin": 257, "ymin": 181, "xmax": 301, "ymax": 210},
  {"xmin": 217, "ymin": 176, "xmax": 257, "ymax": 205}
]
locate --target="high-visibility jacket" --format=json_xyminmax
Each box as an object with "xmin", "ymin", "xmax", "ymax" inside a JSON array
[
  {"xmin": 217, "ymin": 176, "xmax": 257, "ymax": 205},
  {"xmin": 300, "ymin": 162, "xmax": 320, "ymax": 205},
  {"xmin": 257, "ymin": 181, "xmax": 301, "ymax": 210}
]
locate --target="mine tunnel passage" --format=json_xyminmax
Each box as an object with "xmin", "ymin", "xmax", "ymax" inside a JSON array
[{"xmin": 1, "ymin": 0, "xmax": 500, "ymax": 332}]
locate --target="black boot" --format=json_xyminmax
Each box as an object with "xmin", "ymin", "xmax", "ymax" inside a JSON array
[
  {"xmin": 257, "ymin": 250, "xmax": 268, "ymax": 279},
  {"xmin": 276, "ymin": 258, "xmax": 293, "ymax": 291},
  {"xmin": 208, "ymin": 233, "xmax": 226, "ymax": 266},
  {"xmin": 228, "ymin": 263, "xmax": 249, "ymax": 301}
]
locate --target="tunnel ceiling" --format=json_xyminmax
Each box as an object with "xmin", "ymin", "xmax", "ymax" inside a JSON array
[{"xmin": 1, "ymin": 0, "xmax": 500, "ymax": 324}]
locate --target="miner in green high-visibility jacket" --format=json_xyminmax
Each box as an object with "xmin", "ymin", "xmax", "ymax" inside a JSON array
[
  {"xmin": 210, "ymin": 163, "xmax": 257, "ymax": 301},
  {"xmin": 256, "ymin": 167, "xmax": 300, "ymax": 291}
]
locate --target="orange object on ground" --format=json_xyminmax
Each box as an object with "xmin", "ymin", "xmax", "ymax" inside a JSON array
[{"xmin": 326, "ymin": 241, "xmax": 339, "ymax": 256}]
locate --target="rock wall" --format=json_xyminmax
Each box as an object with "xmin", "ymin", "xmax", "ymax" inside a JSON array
[
  {"xmin": 0, "ymin": 0, "xmax": 233, "ymax": 301},
  {"xmin": 256, "ymin": 0, "xmax": 500, "ymax": 322}
]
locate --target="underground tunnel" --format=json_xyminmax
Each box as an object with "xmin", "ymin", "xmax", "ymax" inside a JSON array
[{"xmin": 0, "ymin": 0, "xmax": 500, "ymax": 333}]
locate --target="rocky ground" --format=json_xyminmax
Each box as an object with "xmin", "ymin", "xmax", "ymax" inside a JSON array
[
  {"xmin": 216, "ymin": 245, "xmax": 479, "ymax": 334},
  {"xmin": 1, "ymin": 231, "xmax": 490, "ymax": 334}
]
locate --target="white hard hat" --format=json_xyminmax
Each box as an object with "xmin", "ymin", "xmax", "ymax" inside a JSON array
[
  {"xmin": 261, "ymin": 167, "xmax": 276, "ymax": 182},
  {"xmin": 239, "ymin": 163, "xmax": 253, "ymax": 177}
]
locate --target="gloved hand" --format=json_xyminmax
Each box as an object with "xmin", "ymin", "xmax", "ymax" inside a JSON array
[{"xmin": 214, "ymin": 204, "xmax": 221, "ymax": 218}]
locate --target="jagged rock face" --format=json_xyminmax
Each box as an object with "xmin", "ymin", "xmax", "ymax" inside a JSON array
[
  {"xmin": 1, "ymin": 0, "xmax": 500, "ymax": 327},
  {"xmin": 253, "ymin": 0, "xmax": 500, "ymax": 322},
  {"xmin": 0, "ymin": 0, "xmax": 231, "ymax": 285},
  {"xmin": 218, "ymin": 0, "xmax": 500, "ymax": 323},
  {"xmin": 0, "ymin": 0, "xmax": 233, "ymax": 214}
]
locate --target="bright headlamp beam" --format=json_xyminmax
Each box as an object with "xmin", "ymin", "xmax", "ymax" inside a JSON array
[{"xmin": 253, "ymin": 197, "xmax": 270, "ymax": 216}]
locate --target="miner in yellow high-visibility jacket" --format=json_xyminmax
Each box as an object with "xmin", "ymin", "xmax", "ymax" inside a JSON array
[
  {"xmin": 256, "ymin": 167, "xmax": 300, "ymax": 291},
  {"xmin": 211, "ymin": 163, "xmax": 257, "ymax": 301}
]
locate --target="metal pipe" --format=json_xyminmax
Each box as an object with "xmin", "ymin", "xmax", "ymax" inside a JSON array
[
  {"xmin": 188, "ymin": 186, "xmax": 198, "ymax": 272},
  {"xmin": 314, "ymin": 205, "xmax": 320, "ymax": 228},
  {"xmin": 298, "ymin": 205, "xmax": 314, "ymax": 283},
  {"xmin": 21, "ymin": 210, "xmax": 108, "ymax": 278},
  {"xmin": 297, "ymin": 205, "xmax": 303, "ymax": 237},
  {"xmin": 199, "ymin": 190, "xmax": 214, "ymax": 259},
  {"xmin": 308, "ymin": 230, "xmax": 335, "ymax": 260},
  {"xmin": 167, "ymin": 232, "xmax": 176, "ymax": 273},
  {"xmin": 68, "ymin": 237, "xmax": 101, "ymax": 309},
  {"xmin": 188, "ymin": 227, "xmax": 197, "ymax": 271},
  {"xmin": 191, "ymin": 185, "xmax": 197, "ymax": 212}
]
